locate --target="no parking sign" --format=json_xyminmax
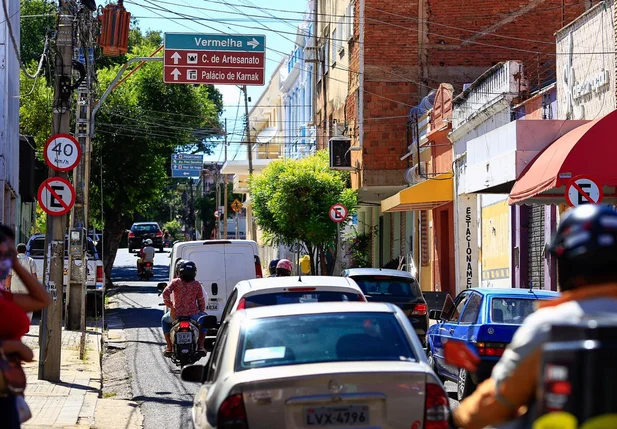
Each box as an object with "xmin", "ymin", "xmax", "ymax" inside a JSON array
[{"xmin": 565, "ymin": 175, "xmax": 603, "ymax": 207}]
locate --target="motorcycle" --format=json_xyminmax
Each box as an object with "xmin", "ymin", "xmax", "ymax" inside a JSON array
[
  {"xmin": 157, "ymin": 283, "xmax": 217, "ymax": 368},
  {"xmin": 135, "ymin": 253, "xmax": 154, "ymax": 280}
]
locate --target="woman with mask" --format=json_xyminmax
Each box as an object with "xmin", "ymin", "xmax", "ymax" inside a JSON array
[{"xmin": 0, "ymin": 225, "xmax": 52, "ymax": 428}]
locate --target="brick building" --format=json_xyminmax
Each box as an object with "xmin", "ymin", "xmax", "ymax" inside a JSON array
[{"xmin": 340, "ymin": 0, "xmax": 588, "ymax": 279}]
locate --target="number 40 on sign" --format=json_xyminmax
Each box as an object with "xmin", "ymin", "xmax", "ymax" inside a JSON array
[{"xmin": 44, "ymin": 134, "xmax": 81, "ymax": 172}]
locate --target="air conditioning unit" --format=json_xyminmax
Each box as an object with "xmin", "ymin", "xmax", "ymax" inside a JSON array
[
  {"xmin": 329, "ymin": 137, "xmax": 352, "ymax": 170},
  {"xmin": 403, "ymin": 162, "xmax": 428, "ymax": 185}
]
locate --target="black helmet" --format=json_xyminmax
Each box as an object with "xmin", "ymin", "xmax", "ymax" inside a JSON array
[
  {"xmin": 177, "ymin": 260, "xmax": 197, "ymax": 278},
  {"xmin": 269, "ymin": 259, "xmax": 280, "ymax": 275},
  {"xmin": 549, "ymin": 204, "xmax": 617, "ymax": 290}
]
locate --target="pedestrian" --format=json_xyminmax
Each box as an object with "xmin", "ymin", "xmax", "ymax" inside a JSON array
[
  {"xmin": 449, "ymin": 204, "xmax": 617, "ymax": 429},
  {"xmin": 0, "ymin": 225, "xmax": 52, "ymax": 428},
  {"xmin": 163, "ymin": 230, "xmax": 170, "ymax": 248},
  {"xmin": 6, "ymin": 244, "xmax": 38, "ymax": 322}
]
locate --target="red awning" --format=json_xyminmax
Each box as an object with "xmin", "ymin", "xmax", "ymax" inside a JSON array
[{"xmin": 509, "ymin": 109, "xmax": 617, "ymax": 205}]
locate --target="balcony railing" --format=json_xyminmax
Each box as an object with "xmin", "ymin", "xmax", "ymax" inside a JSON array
[{"xmin": 452, "ymin": 60, "xmax": 526, "ymax": 130}]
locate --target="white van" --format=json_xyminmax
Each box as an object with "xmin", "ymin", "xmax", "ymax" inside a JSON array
[{"xmin": 167, "ymin": 240, "xmax": 263, "ymax": 322}]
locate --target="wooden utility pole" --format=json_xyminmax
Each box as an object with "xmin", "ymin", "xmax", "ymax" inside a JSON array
[
  {"xmin": 223, "ymin": 118, "xmax": 228, "ymax": 239},
  {"xmin": 39, "ymin": 0, "xmax": 75, "ymax": 381}
]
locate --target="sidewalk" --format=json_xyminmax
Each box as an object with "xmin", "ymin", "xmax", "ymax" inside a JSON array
[{"xmin": 21, "ymin": 325, "xmax": 101, "ymax": 429}]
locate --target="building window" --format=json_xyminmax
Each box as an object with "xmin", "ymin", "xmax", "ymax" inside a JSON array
[
  {"xmin": 346, "ymin": 2, "xmax": 355, "ymax": 41},
  {"xmin": 331, "ymin": 28, "xmax": 338, "ymax": 65}
]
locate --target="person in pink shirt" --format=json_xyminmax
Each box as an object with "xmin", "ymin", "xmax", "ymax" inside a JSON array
[{"xmin": 161, "ymin": 260, "xmax": 208, "ymax": 356}]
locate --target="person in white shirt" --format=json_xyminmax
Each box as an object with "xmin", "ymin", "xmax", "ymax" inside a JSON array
[{"xmin": 7, "ymin": 243, "xmax": 38, "ymax": 321}]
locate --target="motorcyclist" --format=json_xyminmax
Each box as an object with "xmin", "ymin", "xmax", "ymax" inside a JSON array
[
  {"xmin": 275, "ymin": 259, "xmax": 293, "ymax": 277},
  {"xmin": 450, "ymin": 204, "xmax": 617, "ymax": 429},
  {"xmin": 137, "ymin": 239, "xmax": 155, "ymax": 276},
  {"xmin": 268, "ymin": 259, "xmax": 280, "ymax": 277},
  {"xmin": 161, "ymin": 260, "xmax": 208, "ymax": 357}
]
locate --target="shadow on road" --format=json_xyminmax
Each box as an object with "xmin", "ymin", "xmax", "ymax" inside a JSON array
[
  {"xmin": 112, "ymin": 265, "xmax": 169, "ymax": 283},
  {"xmin": 132, "ymin": 395, "xmax": 193, "ymax": 407}
]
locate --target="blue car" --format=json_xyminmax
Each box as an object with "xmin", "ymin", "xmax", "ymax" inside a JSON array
[{"xmin": 426, "ymin": 288, "xmax": 560, "ymax": 400}]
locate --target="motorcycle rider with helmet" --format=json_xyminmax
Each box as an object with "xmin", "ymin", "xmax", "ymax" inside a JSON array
[
  {"xmin": 137, "ymin": 239, "xmax": 155, "ymax": 276},
  {"xmin": 450, "ymin": 204, "xmax": 617, "ymax": 429},
  {"xmin": 268, "ymin": 259, "xmax": 280, "ymax": 277},
  {"xmin": 275, "ymin": 259, "xmax": 293, "ymax": 277},
  {"xmin": 161, "ymin": 260, "xmax": 208, "ymax": 357}
]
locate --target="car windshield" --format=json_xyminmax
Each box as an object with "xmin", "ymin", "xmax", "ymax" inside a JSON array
[
  {"xmin": 490, "ymin": 298, "xmax": 539, "ymax": 324},
  {"xmin": 235, "ymin": 312, "xmax": 416, "ymax": 371},
  {"xmin": 243, "ymin": 291, "xmax": 362, "ymax": 308},
  {"xmin": 351, "ymin": 275, "xmax": 421, "ymax": 298},
  {"xmin": 132, "ymin": 224, "xmax": 159, "ymax": 232}
]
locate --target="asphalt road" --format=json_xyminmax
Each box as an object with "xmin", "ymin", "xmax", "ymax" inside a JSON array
[
  {"xmin": 109, "ymin": 247, "xmax": 459, "ymax": 428},
  {"xmin": 110, "ymin": 248, "xmax": 208, "ymax": 429}
]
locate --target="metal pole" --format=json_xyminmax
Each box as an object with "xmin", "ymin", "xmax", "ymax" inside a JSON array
[
  {"xmin": 39, "ymin": 0, "xmax": 75, "ymax": 382},
  {"xmin": 215, "ymin": 168, "xmax": 221, "ymax": 239},
  {"xmin": 242, "ymin": 86, "xmax": 253, "ymax": 176},
  {"xmin": 223, "ymin": 119, "xmax": 228, "ymax": 239}
]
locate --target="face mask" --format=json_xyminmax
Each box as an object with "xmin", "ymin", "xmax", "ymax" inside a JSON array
[{"xmin": 0, "ymin": 258, "xmax": 13, "ymax": 281}]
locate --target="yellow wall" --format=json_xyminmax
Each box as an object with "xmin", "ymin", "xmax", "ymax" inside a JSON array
[{"xmin": 481, "ymin": 200, "xmax": 510, "ymax": 286}]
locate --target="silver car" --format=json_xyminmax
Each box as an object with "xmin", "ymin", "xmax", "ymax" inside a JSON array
[{"xmin": 182, "ymin": 302, "xmax": 450, "ymax": 429}]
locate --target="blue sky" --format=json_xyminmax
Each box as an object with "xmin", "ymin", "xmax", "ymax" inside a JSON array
[{"xmin": 124, "ymin": 0, "xmax": 308, "ymax": 162}]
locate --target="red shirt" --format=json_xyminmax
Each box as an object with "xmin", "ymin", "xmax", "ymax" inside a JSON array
[
  {"xmin": 162, "ymin": 278, "xmax": 206, "ymax": 317},
  {"xmin": 0, "ymin": 290, "xmax": 30, "ymax": 340}
]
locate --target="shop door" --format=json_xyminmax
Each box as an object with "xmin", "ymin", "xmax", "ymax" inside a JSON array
[{"xmin": 527, "ymin": 206, "xmax": 545, "ymax": 289}]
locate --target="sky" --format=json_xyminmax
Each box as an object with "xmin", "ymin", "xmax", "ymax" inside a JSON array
[{"xmin": 124, "ymin": 0, "xmax": 308, "ymax": 163}]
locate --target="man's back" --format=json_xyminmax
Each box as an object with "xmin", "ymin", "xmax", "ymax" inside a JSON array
[
  {"xmin": 142, "ymin": 246, "xmax": 155, "ymax": 262},
  {"xmin": 11, "ymin": 253, "xmax": 37, "ymax": 294}
]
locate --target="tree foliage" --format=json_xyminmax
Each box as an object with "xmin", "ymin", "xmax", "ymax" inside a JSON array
[
  {"xmin": 249, "ymin": 151, "xmax": 357, "ymax": 273},
  {"xmin": 88, "ymin": 32, "xmax": 223, "ymax": 281},
  {"xmin": 20, "ymin": 0, "xmax": 56, "ymax": 65}
]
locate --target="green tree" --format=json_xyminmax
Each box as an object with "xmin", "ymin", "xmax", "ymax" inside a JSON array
[
  {"xmin": 20, "ymin": 0, "xmax": 56, "ymax": 65},
  {"xmin": 89, "ymin": 33, "xmax": 223, "ymax": 282},
  {"xmin": 249, "ymin": 151, "xmax": 357, "ymax": 274}
]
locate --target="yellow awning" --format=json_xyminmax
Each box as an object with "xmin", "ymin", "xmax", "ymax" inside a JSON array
[{"xmin": 381, "ymin": 173, "xmax": 454, "ymax": 212}]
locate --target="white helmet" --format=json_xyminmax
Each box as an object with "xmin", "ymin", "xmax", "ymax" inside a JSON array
[{"xmin": 144, "ymin": 239, "xmax": 153, "ymax": 246}]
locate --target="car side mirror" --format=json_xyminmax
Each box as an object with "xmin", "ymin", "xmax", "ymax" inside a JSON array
[
  {"xmin": 181, "ymin": 364, "xmax": 204, "ymax": 383},
  {"xmin": 211, "ymin": 283, "xmax": 218, "ymax": 296},
  {"xmin": 202, "ymin": 315, "xmax": 218, "ymax": 330},
  {"xmin": 157, "ymin": 282, "xmax": 167, "ymax": 292},
  {"xmin": 205, "ymin": 338, "xmax": 215, "ymax": 353},
  {"xmin": 429, "ymin": 310, "xmax": 442, "ymax": 321}
]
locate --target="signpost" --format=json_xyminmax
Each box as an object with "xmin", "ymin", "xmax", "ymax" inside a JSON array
[
  {"xmin": 565, "ymin": 175, "xmax": 603, "ymax": 207},
  {"xmin": 329, "ymin": 203, "xmax": 348, "ymax": 275},
  {"xmin": 38, "ymin": 177, "xmax": 76, "ymax": 216},
  {"xmin": 171, "ymin": 153, "xmax": 203, "ymax": 178},
  {"xmin": 44, "ymin": 134, "xmax": 81, "ymax": 172},
  {"xmin": 163, "ymin": 33, "xmax": 266, "ymax": 85}
]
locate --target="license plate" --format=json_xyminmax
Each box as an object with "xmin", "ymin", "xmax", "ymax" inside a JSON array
[
  {"xmin": 206, "ymin": 302, "xmax": 218, "ymax": 310},
  {"xmin": 176, "ymin": 332, "xmax": 193, "ymax": 344},
  {"xmin": 305, "ymin": 405, "xmax": 369, "ymax": 426}
]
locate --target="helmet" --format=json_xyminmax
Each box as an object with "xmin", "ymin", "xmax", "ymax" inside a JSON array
[
  {"xmin": 269, "ymin": 259, "xmax": 280, "ymax": 275},
  {"xmin": 176, "ymin": 260, "xmax": 197, "ymax": 278},
  {"xmin": 549, "ymin": 204, "xmax": 617, "ymax": 290},
  {"xmin": 276, "ymin": 259, "xmax": 293, "ymax": 276},
  {"xmin": 144, "ymin": 239, "xmax": 153, "ymax": 246}
]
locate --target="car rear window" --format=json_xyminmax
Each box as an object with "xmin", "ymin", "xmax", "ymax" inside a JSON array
[
  {"xmin": 490, "ymin": 298, "xmax": 539, "ymax": 324},
  {"xmin": 243, "ymin": 291, "xmax": 361, "ymax": 308},
  {"xmin": 351, "ymin": 275, "xmax": 421, "ymax": 298},
  {"xmin": 236, "ymin": 312, "xmax": 415, "ymax": 371},
  {"xmin": 132, "ymin": 224, "xmax": 160, "ymax": 232},
  {"xmin": 27, "ymin": 238, "xmax": 98, "ymax": 259}
]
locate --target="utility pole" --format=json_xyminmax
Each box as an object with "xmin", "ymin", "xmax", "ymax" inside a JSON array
[
  {"xmin": 223, "ymin": 118, "xmax": 228, "ymax": 239},
  {"xmin": 242, "ymin": 85, "xmax": 256, "ymax": 241},
  {"xmin": 39, "ymin": 0, "xmax": 75, "ymax": 382},
  {"xmin": 215, "ymin": 166, "xmax": 221, "ymax": 239},
  {"xmin": 67, "ymin": 8, "xmax": 95, "ymax": 338}
]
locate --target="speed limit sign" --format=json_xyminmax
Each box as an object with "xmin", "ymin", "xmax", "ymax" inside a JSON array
[{"xmin": 44, "ymin": 134, "xmax": 81, "ymax": 172}]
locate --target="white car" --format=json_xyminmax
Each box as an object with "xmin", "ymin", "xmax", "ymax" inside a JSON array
[
  {"xmin": 182, "ymin": 302, "xmax": 450, "ymax": 429},
  {"xmin": 217, "ymin": 276, "xmax": 367, "ymax": 325}
]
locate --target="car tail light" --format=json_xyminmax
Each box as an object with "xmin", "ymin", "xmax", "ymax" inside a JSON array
[
  {"xmin": 357, "ymin": 293, "xmax": 367, "ymax": 302},
  {"xmin": 156, "ymin": 231, "xmax": 163, "ymax": 237},
  {"xmin": 96, "ymin": 266, "xmax": 104, "ymax": 283},
  {"xmin": 254, "ymin": 256, "xmax": 263, "ymax": 278},
  {"xmin": 411, "ymin": 303, "xmax": 427, "ymax": 316},
  {"xmin": 476, "ymin": 342, "xmax": 507, "ymax": 357},
  {"xmin": 236, "ymin": 298, "xmax": 246, "ymax": 310},
  {"xmin": 179, "ymin": 321, "xmax": 191, "ymax": 330},
  {"xmin": 424, "ymin": 383, "xmax": 449, "ymax": 429},
  {"xmin": 145, "ymin": 262, "xmax": 153, "ymax": 267},
  {"xmin": 128, "ymin": 231, "xmax": 135, "ymax": 238},
  {"xmin": 218, "ymin": 394, "xmax": 248, "ymax": 429},
  {"xmin": 287, "ymin": 287, "xmax": 316, "ymax": 292}
]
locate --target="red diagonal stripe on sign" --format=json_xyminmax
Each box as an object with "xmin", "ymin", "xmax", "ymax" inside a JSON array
[
  {"xmin": 572, "ymin": 182, "xmax": 597, "ymax": 203},
  {"xmin": 44, "ymin": 183, "xmax": 70, "ymax": 210}
]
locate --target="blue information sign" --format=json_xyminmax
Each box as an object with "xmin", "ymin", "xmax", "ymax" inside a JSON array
[{"xmin": 171, "ymin": 153, "xmax": 203, "ymax": 178}]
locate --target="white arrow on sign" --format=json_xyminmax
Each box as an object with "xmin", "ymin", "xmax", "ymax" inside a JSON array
[
  {"xmin": 171, "ymin": 68, "xmax": 181, "ymax": 81},
  {"xmin": 171, "ymin": 52, "xmax": 182, "ymax": 64},
  {"xmin": 247, "ymin": 38, "xmax": 260, "ymax": 49}
]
